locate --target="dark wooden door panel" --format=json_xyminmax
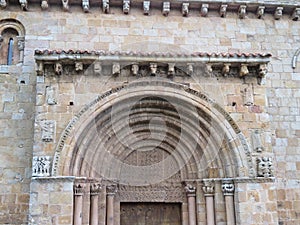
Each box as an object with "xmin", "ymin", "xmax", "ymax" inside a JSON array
[{"xmin": 120, "ymin": 202, "xmax": 181, "ymax": 225}]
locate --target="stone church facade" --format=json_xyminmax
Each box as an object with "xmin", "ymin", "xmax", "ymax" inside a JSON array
[{"xmin": 0, "ymin": 0, "xmax": 299, "ymax": 224}]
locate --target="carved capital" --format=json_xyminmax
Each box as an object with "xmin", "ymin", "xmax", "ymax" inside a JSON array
[
  {"xmin": 257, "ymin": 157, "xmax": 274, "ymax": 178},
  {"xmin": 184, "ymin": 183, "xmax": 196, "ymax": 197},
  {"xmin": 201, "ymin": 4, "xmax": 209, "ymax": 17},
  {"xmin": 274, "ymin": 7, "xmax": 283, "ymax": 20},
  {"xmin": 143, "ymin": 1, "xmax": 150, "ymax": 15},
  {"xmin": 202, "ymin": 179, "xmax": 215, "ymax": 196},
  {"xmin": 257, "ymin": 6, "xmax": 265, "ymax": 19},
  {"xmin": 123, "ymin": 0, "xmax": 130, "ymax": 14},
  {"xmin": 32, "ymin": 156, "xmax": 51, "ymax": 177},
  {"xmin": 106, "ymin": 185, "xmax": 118, "ymax": 196},
  {"xmin": 222, "ymin": 180, "xmax": 234, "ymax": 196},
  {"xmin": 220, "ymin": 5, "xmax": 227, "ymax": 18},
  {"xmin": 90, "ymin": 183, "xmax": 102, "ymax": 195},
  {"xmin": 74, "ymin": 183, "xmax": 85, "ymax": 196},
  {"xmin": 162, "ymin": 2, "xmax": 170, "ymax": 17},
  {"xmin": 182, "ymin": 3, "xmax": 189, "ymax": 17}
]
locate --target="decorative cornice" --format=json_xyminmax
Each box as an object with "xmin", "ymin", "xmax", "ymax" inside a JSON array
[{"xmin": 1, "ymin": 0, "xmax": 299, "ymax": 20}]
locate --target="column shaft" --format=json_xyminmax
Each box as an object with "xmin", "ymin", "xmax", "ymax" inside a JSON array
[
  {"xmin": 90, "ymin": 194, "xmax": 98, "ymax": 225},
  {"xmin": 205, "ymin": 195, "xmax": 215, "ymax": 225}
]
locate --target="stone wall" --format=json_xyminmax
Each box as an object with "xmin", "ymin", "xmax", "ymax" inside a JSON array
[{"xmin": 0, "ymin": 3, "xmax": 299, "ymax": 224}]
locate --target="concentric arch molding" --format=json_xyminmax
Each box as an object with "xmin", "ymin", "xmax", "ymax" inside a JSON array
[{"xmin": 51, "ymin": 80, "xmax": 255, "ymax": 178}]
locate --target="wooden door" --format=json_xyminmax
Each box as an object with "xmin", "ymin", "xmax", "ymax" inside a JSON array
[{"xmin": 120, "ymin": 202, "xmax": 181, "ymax": 225}]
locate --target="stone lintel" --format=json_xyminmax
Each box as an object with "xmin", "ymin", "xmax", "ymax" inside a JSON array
[
  {"xmin": 185, "ymin": 177, "xmax": 275, "ymax": 184},
  {"xmin": 31, "ymin": 176, "xmax": 76, "ymax": 182}
]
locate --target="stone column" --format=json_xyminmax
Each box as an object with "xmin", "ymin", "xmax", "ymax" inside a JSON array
[
  {"xmin": 90, "ymin": 183, "xmax": 101, "ymax": 225},
  {"xmin": 106, "ymin": 185, "xmax": 117, "ymax": 225},
  {"xmin": 73, "ymin": 183, "xmax": 85, "ymax": 225},
  {"xmin": 202, "ymin": 179, "xmax": 215, "ymax": 225},
  {"xmin": 222, "ymin": 180, "xmax": 235, "ymax": 225},
  {"xmin": 185, "ymin": 183, "xmax": 197, "ymax": 225}
]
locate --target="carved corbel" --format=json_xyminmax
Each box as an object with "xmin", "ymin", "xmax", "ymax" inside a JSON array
[
  {"xmin": 41, "ymin": 0, "xmax": 49, "ymax": 10},
  {"xmin": 259, "ymin": 63, "xmax": 268, "ymax": 77},
  {"xmin": 256, "ymin": 6, "xmax": 265, "ymax": 19},
  {"xmin": 150, "ymin": 63, "xmax": 157, "ymax": 75},
  {"xmin": 239, "ymin": 64, "xmax": 249, "ymax": 77},
  {"xmin": 201, "ymin": 4, "xmax": 209, "ymax": 17},
  {"xmin": 182, "ymin": 3, "xmax": 189, "ymax": 17},
  {"xmin": 274, "ymin": 7, "xmax": 283, "ymax": 20},
  {"xmin": 292, "ymin": 8, "xmax": 300, "ymax": 21},
  {"xmin": 82, "ymin": 0, "xmax": 89, "ymax": 13},
  {"xmin": 62, "ymin": 0, "xmax": 69, "ymax": 11},
  {"xmin": 94, "ymin": 62, "xmax": 102, "ymax": 75},
  {"xmin": 257, "ymin": 157, "xmax": 274, "ymax": 178},
  {"xmin": 238, "ymin": 5, "xmax": 247, "ymax": 19},
  {"xmin": 143, "ymin": 1, "xmax": 150, "ymax": 15},
  {"xmin": 36, "ymin": 61, "xmax": 44, "ymax": 76},
  {"xmin": 168, "ymin": 63, "xmax": 175, "ymax": 76},
  {"xmin": 131, "ymin": 64, "xmax": 139, "ymax": 75},
  {"xmin": 19, "ymin": 0, "xmax": 28, "ymax": 11},
  {"xmin": 222, "ymin": 63, "xmax": 230, "ymax": 76},
  {"xmin": 220, "ymin": 4, "xmax": 227, "ymax": 18},
  {"xmin": 54, "ymin": 62, "xmax": 63, "ymax": 75},
  {"xmin": 123, "ymin": 0, "xmax": 130, "ymax": 14},
  {"xmin": 162, "ymin": 2, "xmax": 170, "ymax": 17},
  {"xmin": 75, "ymin": 62, "xmax": 83, "ymax": 72},
  {"xmin": 112, "ymin": 63, "xmax": 120, "ymax": 75},
  {"xmin": 102, "ymin": 0, "xmax": 109, "ymax": 13},
  {"xmin": 187, "ymin": 63, "xmax": 193, "ymax": 75},
  {"xmin": 206, "ymin": 63, "xmax": 213, "ymax": 74},
  {"xmin": 0, "ymin": 0, "xmax": 7, "ymax": 9}
]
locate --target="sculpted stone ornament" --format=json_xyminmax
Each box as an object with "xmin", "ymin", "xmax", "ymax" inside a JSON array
[
  {"xmin": 54, "ymin": 62, "xmax": 63, "ymax": 75},
  {"xmin": 112, "ymin": 63, "xmax": 120, "ymax": 75},
  {"xmin": 40, "ymin": 120, "xmax": 55, "ymax": 142},
  {"xmin": 102, "ymin": 0, "xmax": 109, "ymax": 13},
  {"xmin": 257, "ymin": 6, "xmax": 265, "ymax": 19},
  {"xmin": 243, "ymin": 86, "xmax": 254, "ymax": 106},
  {"xmin": 240, "ymin": 64, "xmax": 249, "ymax": 77},
  {"xmin": 90, "ymin": 183, "xmax": 102, "ymax": 195},
  {"xmin": 252, "ymin": 129, "xmax": 264, "ymax": 152},
  {"xmin": 62, "ymin": 0, "xmax": 69, "ymax": 11},
  {"xmin": 0, "ymin": 0, "xmax": 7, "ymax": 9},
  {"xmin": 32, "ymin": 156, "xmax": 51, "ymax": 177},
  {"xmin": 257, "ymin": 157, "xmax": 274, "ymax": 178},
  {"xmin": 106, "ymin": 185, "xmax": 117, "ymax": 196},
  {"xmin": 238, "ymin": 5, "xmax": 247, "ymax": 19},
  {"xmin": 19, "ymin": 0, "xmax": 28, "ymax": 11},
  {"xmin": 220, "ymin": 5, "xmax": 227, "ymax": 18},
  {"xmin": 222, "ymin": 63, "xmax": 230, "ymax": 76},
  {"xmin": 94, "ymin": 62, "xmax": 101, "ymax": 75},
  {"xmin": 185, "ymin": 183, "xmax": 196, "ymax": 197},
  {"xmin": 75, "ymin": 62, "xmax": 83, "ymax": 72},
  {"xmin": 187, "ymin": 63, "xmax": 193, "ymax": 75},
  {"xmin": 292, "ymin": 8, "xmax": 300, "ymax": 21},
  {"xmin": 201, "ymin": 4, "xmax": 209, "ymax": 17},
  {"xmin": 222, "ymin": 180, "xmax": 234, "ymax": 196},
  {"xmin": 46, "ymin": 86, "xmax": 57, "ymax": 105},
  {"xmin": 274, "ymin": 7, "xmax": 283, "ymax": 20},
  {"xmin": 123, "ymin": 0, "xmax": 130, "ymax": 14},
  {"xmin": 202, "ymin": 180, "xmax": 215, "ymax": 196},
  {"xmin": 143, "ymin": 1, "xmax": 150, "ymax": 15},
  {"xmin": 41, "ymin": 0, "xmax": 49, "ymax": 10},
  {"xmin": 168, "ymin": 63, "xmax": 175, "ymax": 76},
  {"xmin": 36, "ymin": 62, "xmax": 44, "ymax": 76},
  {"xmin": 17, "ymin": 37, "xmax": 25, "ymax": 51},
  {"xmin": 131, "ymin": 64, "xmax": 139, "ymax": 75},
  {"xmin": 162, "ymin": 2, "xmax": 170, "ymax": 17},
  {"xmin": 150, "ymin": 63, "xmax": 157, "ymax": 75},
  {"xmin": 182, "ymin": 3, "xmax": 189, "ymax": 17},
  {"xmin": 74, "ymin": 183, "xmax": 85, "ymax": 196},
  {"xmin": 82, "ymin": 0, "xmax": 89, "ymax": 12}
]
